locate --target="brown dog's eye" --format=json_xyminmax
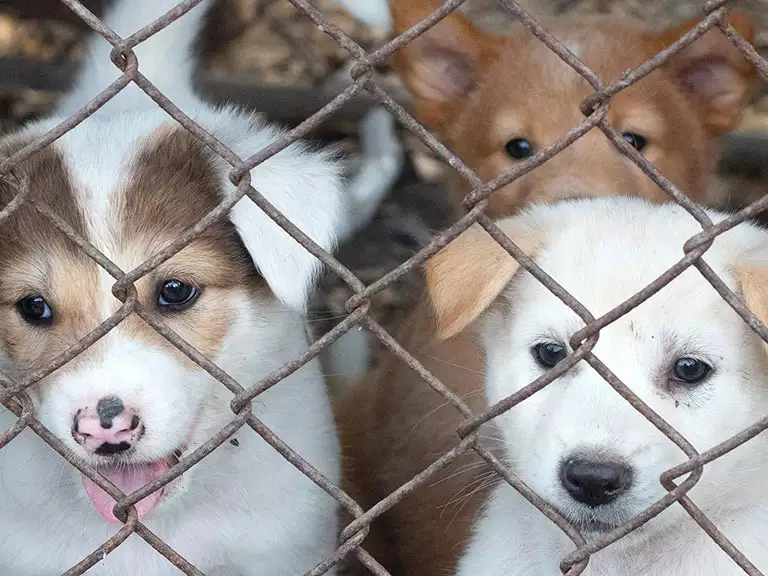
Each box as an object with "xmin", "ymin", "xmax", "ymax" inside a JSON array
[
  {"xmin": 16, "ymin": 296, "xmax": 54, "ymax": 326},
  {"xmin": 621, "ymin": 132, "xmax": 647, "ymax": 152},
  {"xmin": 505, "ymin": 138, "xmax": 534, "ymax": 160},
  {"xmin": 157, "ymin": 280, "xmax": 199, "ymax": 312}
]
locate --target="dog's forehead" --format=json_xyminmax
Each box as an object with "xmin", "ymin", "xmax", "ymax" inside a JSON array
[
  {"xmin": 0, "ymin": 115, "xmax": 250, "ymax": 280},
  {"xmin": 510, "ymin": 265, "xmax": 742, "ymax": 367},
  {"xmin": 513, "ymin": 210, "xmax": 740, "ymax": 335},
  {"xmin": 501, "ymin": 17, "xmax": 656, "ymax": 84},
  {"xmin": 477, "ymin": 19, "xmax": 672, "ymax": 146}
]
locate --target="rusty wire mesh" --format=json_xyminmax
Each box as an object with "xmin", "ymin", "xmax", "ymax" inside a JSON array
[{"xmin": 1, "ymin": 0, "xmax": 768, "ymax": 574}]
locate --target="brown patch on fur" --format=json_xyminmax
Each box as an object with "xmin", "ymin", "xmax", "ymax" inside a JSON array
[
  {"xmin": 0, "ymin": 137, "xmax": 100, "ymax": 375},
  {"xmin": 115, "ymin": 126, "xmax": 267, "ymax": 363},
  {"xmin": 0, "ymin": 137, "xmax": 88, "ymax": 269},
  {"xmin": 390, "ymin": 2, "xmax": 759, "ymax": 218}
]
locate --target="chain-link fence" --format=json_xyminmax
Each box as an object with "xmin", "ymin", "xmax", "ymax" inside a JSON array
[{"xmin": 1, "ymin": 0, "xmax": 768, "ymax": 574}]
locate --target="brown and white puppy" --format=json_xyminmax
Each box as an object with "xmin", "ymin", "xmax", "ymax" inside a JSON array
[
  {"xmin": 0, "ymin": 1, "xmax": 363, "ymax": 574},
  {"xmin": 336, "ymin": 2, "xmax": 761, "ymax": 575}
]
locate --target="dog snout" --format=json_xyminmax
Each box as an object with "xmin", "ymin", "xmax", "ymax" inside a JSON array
[
  {"xmin": 72, "ymin": 395, "xmax": 143, "ymax": 455},
  {"xmin": 560, "ymin": 456, "xmax": 633, "ymax": 507}
]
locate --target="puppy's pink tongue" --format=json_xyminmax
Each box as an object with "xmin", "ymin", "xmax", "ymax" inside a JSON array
[{"xmin": 82, "ymin": 462, "xmax": 170, "ymax": 524}]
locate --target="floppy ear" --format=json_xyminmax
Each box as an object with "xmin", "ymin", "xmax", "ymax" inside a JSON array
[
  {"xmin": 732, "ymin": 266, "xmax": 768, "ymax": 352},
  {"xmin": 425, "ymin": 221, "xmax": 541, "ymax": 340},
  {"xmin": 389, "ymin": 0, "xmax": 498, "ymax": 134},
  {"xmin": 225, "ymin": 129, "xmax": 344, "ymax": 312},
  {"xmin": 725, "ymin": 219, "xmax": 768, "ymax": 351},
  {"xmin": 659, "ymin": 12, "xmax": 758, "ymax": 135}
]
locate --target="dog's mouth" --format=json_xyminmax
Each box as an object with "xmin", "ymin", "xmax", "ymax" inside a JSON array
[
  {"xmin": 556, "ymin": 501, "xmax": 632, "ymax": 536},
  {"xmin": 575, "ymin": 517, "xmax": 621, "ymax": 534},
  {"xmin": 569, "ymin": 506, "xmax": 645, "ymax": 537},
  {"xmin": 82, "ymin": 449, "xmax": 183, "ymax": 525},
  {"xmin": 77, "ymin": 405, "xmax": 204, "ymax": 524}
]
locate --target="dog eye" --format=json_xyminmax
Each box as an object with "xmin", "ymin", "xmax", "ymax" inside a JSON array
[
  {"xmin": 157, "ymin": 280, "xmax": 199, "ymax": 311},
  {"xmin": 672, "ymin": 357, "xmax": 711, "ymax": 385},
  {"xmin": 505, "ymin": 138, "xmax": 534, "ymax": 160},
  {"xmin": 533, "ymin": 342, "xmax": 567, "ymax": 368},
  {"xmin": 16, "ymin": 296, "xmax": 54, "ymax": 326},
  {"xmin": 621, "ymin": 132, "xmax": 647, "ymax": 152}
]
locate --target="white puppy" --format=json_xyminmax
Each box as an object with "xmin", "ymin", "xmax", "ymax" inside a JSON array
[
  {"xmin": 425, "ymin": 197, "xmax": 768, "ymax": 575},
  {"xmin": 0, "ymin": 0, "xmax": 367, "ymax": 573}
]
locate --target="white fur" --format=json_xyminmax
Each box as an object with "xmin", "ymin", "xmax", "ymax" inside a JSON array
[
  {"xmin": 336, "ymin": 106, "xmax": 403, "ymax": 243},
  {"xmin": 0, "ymin": 0, "xmax": 351, "ymax": 573},
  {"xmin": 328, "ymin": 0, "xmax": 392, "ymax": 32},
  {"xmin": 0, "ymin": 299, "xmax": 340, "ymax": 575},
  {"xmin": 459, "ymin": 197, "xmax": 768, "ymax": 575},
  {"xmin": 55, "ymin": 0, "xmax": 210, "ymax": 116}
]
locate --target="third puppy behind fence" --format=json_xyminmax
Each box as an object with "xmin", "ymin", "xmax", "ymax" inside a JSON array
[{"xmin": 388, "ymin": 0, "xmax": 759, "ymax": 217}]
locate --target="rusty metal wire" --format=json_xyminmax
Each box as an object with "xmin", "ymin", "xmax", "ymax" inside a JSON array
[{"xmin": 1, "ymin": 0, "xmax": 767, "ymax": 574}]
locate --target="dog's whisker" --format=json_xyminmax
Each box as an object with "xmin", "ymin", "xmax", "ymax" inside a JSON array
[
  {"xmin": 442, "ymin": 477, "xmax": 500, "ymax": 531},
  {"xmin": 428, "ymin": 461, "xmax": 491, "ymax": 488},
  {"xmin": 422, "ymin": 355, "xmax": 488, "ymax": 377},
  {"xmin": 439, "ymin": 471, "xmax": 498, "ymax": 512}
]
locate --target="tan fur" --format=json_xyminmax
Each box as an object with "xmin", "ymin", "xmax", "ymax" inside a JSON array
[
  {"xmin": 733, "ymin": 267, "xmax": 768, "ymax": 354},
  {"xmin": 116, "ymin": 245, "xmax": 267, "ymax": 367},
  {"xmin": 0, "ymin": 138, "xmax": 95, "ymax": 375},
  {"xmin": 426, "ymin": 223, "xmax": 539, "ymax": 339},
  {"xmin": 659, "ymin": 12, "xmax": 758, "ymax": 135},
  {"xmin": 0, "ymin": 127, "xmax": 266, "ymax": 380},
  {"xmin": 0, "ymin": 250, "xmax": 100, "ymax": 374},
  {"xmin": 391, "ymin": 1, "xmax": 498, "ymax": 134}
]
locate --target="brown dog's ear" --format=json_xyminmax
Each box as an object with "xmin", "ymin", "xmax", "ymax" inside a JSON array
[
  {"xmin": 733, "ymin": 266, "xmax": 768, "ymax": 352},
  {"xmin": 389, "ymin": 0, "xmax": 497, "ymax": 134},
  {"xmin": 659, "ymin": 12, "xmax": 758, "ymax": 135},
  {"xmin": 425, "ymin": 222, "xmax": 541, "ymax": 340}
]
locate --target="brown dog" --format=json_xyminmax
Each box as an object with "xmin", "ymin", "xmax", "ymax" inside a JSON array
[
  {"xmin": 392, "ymin": 2, "xmax": 757, "ymax": 217},
  {"xmin": 337, "ymin": 3, "xmax": 760, "ymax": 575}
]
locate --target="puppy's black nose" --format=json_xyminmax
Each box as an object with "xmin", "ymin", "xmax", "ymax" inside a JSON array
[
  {"xmin": 560, "ymin": 458, "xmax": 632, "ymax": 507},
  {"xmin": 96, "ymin": 395, "xmax": 124, "ymax": 428}
]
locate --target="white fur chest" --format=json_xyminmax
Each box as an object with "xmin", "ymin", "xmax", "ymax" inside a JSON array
[{"xmin": 458, "ymin": 484, "xmax": 768, "ymax": 576}]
